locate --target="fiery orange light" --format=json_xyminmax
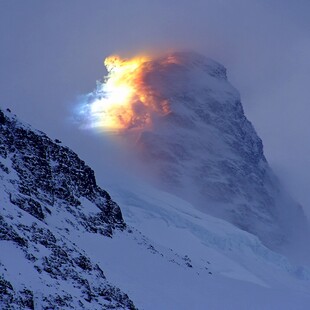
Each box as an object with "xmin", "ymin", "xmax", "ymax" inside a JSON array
[
  {"xmin": 89, "ymin": 54, "xmax": 149, "ymax": 130},
  {"xmin": 83, "ymin": 53, "xmax": 178, "ymax": 131}
]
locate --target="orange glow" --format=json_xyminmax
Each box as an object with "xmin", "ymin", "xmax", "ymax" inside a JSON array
[{"xmin": 88, "ymin": 54, "xmax": 174, "ymax": 131}]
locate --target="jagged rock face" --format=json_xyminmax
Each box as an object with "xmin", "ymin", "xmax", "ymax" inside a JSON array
[
  {"xmin": 131, "ymin": 52, "xmax": 307, "ymax": 247},
  {"xmin": 0, "ymin": 109, "xmax": 135, "ymax": 309},
  {"xmin": 0, "ymin": 109, "xmax": 125, "ymax": 234}
]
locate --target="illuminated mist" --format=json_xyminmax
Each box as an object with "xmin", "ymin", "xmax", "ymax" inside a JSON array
[{"xmin": 76, "ymin": 53, "xmax": 180, "ymax": 132}]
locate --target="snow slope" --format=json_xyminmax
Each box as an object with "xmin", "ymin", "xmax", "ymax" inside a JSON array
[{"xmin": 84, "ymin": 178, "xmax": 310, "ymax": 310}]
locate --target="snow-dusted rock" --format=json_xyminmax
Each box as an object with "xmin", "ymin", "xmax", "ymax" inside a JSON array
[{"xmin": 0, "ymin": 109, "xmax": 136, "ymax": 309}]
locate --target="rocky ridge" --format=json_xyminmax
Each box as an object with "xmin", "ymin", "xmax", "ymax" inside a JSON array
[{"xmin": 0, "ymin": 108, "xmax": 134, "ymax": 309}]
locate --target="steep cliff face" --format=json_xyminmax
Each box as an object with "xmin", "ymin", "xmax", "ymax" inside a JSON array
[
  {"xmin": 128, "ymin": 52, "xmax": 308, "ymax": 249},
  {"xmin": 0, "ymin": 109, "xmax": 125, "ymax": 234},
  {"xmin": 0, "ymin": 109, "xmax": 135, "ymax": 309}
]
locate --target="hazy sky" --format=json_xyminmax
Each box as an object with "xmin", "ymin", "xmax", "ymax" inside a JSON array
[{"xmin": 0, "ymin": 0, "xmax": 309, "ymax": 215}]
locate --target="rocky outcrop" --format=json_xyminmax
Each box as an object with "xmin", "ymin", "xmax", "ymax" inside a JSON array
[{"xmin": 0, "ymin": 109, "xmax": 135, "ymax": 309}]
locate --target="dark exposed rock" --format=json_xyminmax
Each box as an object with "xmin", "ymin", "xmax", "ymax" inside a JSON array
[
  {"xmin": 0, "ymin": 277, "xmax": 14, "ymax": 306},
  {"xmin": 19, "ymin": 289, "xmax": 34, "ymax": 310},
  {"xmin": 0, "ymin": 215, "xmax": 28, "ymax": 247},
  {"xmin": 0, "ymin": 110, "xmax": 6, "ymax": 125},
  {"xmin": 0, "ymin": 277, "xmax": 35, "ymax": 310},
  {"xmin": 74, "ymin": 255, "xmax": 93, "ymax": 271}
]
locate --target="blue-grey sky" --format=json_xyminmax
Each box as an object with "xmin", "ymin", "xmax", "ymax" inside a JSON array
[{"xmin": 0, "ymin": 0, "xmax": 309, "ymax": 215}]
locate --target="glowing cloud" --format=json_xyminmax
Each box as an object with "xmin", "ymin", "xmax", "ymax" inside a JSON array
[{"xmin": 76, "ymin": 53, "xmax": 182, "ymax": 132}]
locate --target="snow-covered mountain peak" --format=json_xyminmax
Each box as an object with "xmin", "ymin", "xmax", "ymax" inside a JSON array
[
  {"xmin": 114, "ymin": 52, "xmax": 310, "ymax": 252},
  {"xmin": 134, "ymin": 51, "xmax": 234, "ymax": 117},
  {"xmin": 151, "ymin": 51, "xmax": 227, "ymax": 79}
]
